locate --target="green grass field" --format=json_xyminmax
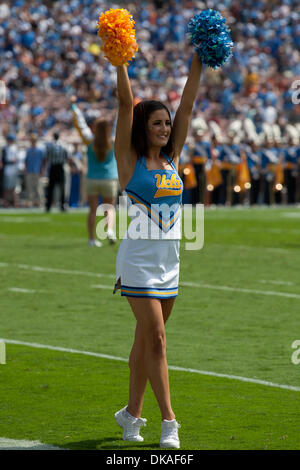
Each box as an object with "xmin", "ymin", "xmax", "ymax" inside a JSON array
[{"xmin": 0, "ymin": 206, "xmax": 300, "ymax": 450}]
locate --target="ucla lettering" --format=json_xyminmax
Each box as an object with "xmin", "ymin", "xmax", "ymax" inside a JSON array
[{"xmin": 154, "ymin": 173, "xmax": 183, "ymax": 198}]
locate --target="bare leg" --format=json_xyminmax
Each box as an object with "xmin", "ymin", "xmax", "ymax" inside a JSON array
[
  {"xmin": 126, "ymin": 297, "xmax": 176, "ymax": 418},
  {"xmin": 87, "ymin": 195, "xmax": 98, "ymax": 240},
  {"xmin": 126, "ymin": 297, "xmax": 175, "ymax": 421},
  {"xmin": 161, "ymin": 297, "xmax": 175, "ymax": 325},
  {"xmin": 127, "ymin": 321, "xmax": 147, "ymax": 418}
]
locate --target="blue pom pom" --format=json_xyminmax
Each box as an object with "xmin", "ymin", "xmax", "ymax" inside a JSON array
[{"xmin": 187, "ymin": 9, "xmax": 233, "ymax": 69}]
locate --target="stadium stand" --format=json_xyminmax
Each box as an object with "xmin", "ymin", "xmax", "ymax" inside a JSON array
[{"xmin": 0, "ymin": 0, "xmax": 299, "ymax": 207}]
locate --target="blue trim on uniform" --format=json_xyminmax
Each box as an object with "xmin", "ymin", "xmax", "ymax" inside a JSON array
[
  {"xmin": 121, "ymin": 292, "xmax": 178, "ymax": 299},
  {"xmin": 126, "ymin": 189, "xmax": 180, "ymax": 233},
  {"xmin": 121, "ymin": 285, "xmax": 177, "ymax": 291},
  {"xmin": 120, "ymin": 284, "xmax": 178, "ymax": 299}
]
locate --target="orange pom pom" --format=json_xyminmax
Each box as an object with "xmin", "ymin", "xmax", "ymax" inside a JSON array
[{"xmin": 97, "ymin": 8, "xmax": 138, "ymax": 66}]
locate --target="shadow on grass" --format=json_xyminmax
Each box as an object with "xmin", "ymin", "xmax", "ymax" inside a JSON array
[{"xmin": 58, "ymin": 437, "xmax": 160, "ymax": 451}]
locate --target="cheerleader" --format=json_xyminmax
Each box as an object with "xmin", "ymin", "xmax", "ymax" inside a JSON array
[
  {"xmin": 97, "ymin": 8, "xmax": 232, "ymax": 448},
  {"xmin": 71, "ymin": 97, "xmax": 118, "ymax": 246}
]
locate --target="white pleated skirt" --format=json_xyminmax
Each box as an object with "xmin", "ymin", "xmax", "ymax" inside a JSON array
[{"xmin": 114, "ymin": 238, "xmax": 180, "ymax": 299}]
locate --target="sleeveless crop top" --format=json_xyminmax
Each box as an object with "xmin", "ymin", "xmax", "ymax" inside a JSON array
[
  {"xmin": 86, "ymin": 145, "xmax": 118, "ymax": 180},
  {"xmin": 124, "ymin": 153, "xmax": 183, "ymax": 240}
]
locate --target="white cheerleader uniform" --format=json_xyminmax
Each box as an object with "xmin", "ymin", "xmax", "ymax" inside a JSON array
[{"xmin": 114, "ymin": 153, "xmax": 183, "ymax": 299}]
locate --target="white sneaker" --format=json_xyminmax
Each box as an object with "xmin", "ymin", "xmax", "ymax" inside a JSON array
[
  {"xmin": 115, "ymin": 406, "xmax": 147, "ymax": 442},
  {"xmin": 107, "ymin": 229, "xmax": 117, "ymax": 244},
  {"xmin": 160, "ymin": 419, "xmax": 180, "ymax": 449},
  {"xmin": 88, "ymin": 239, "xmax": 102, "ymax": 247}
]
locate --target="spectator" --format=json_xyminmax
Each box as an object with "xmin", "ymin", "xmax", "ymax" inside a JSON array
[
  {"xmin": 1, "ymin": 133, "xmax": 19, "ymax": 207},
  {"xmin": 24, "ymin": 133, "xmax": 45, "ymax": 207},
  {"xmin": 0, "ymin": 0, "xmax": 299, "ymax": 144},
  {"xmin": 0, "ymin": 0, "xmax": 299, "ymax": 205}
]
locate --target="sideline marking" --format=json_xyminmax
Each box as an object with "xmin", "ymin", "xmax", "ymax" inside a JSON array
[
  {"xmin": 180, "ymin": 281, "xmax": 300, "ymax": 300},
  {"xmin": 8, "ymin": 287, "xmax": 39, "ymax": 294},
  {"xmin": 15, "ymin": 263, "xmax": 115, "ymax": 279},
  {"xmin": 2, "ymin": 262, "xmax": 300, "ymax": 300},
  {"xmin": 259, "ymin": 279, "xmax": 294, "ymax": 286},
  {"xmin": 209, "ymin": 243, "xmax": 295, "ymax": 254},
  {"xmin": 1, "ymin": 338, "xmax": 300, "ymax": 393},
  {"xmin": 0, "ymin": 216, "xmax": 50, "ymax": 223},
  {"xmin": 0, "ymin": 437, "xmax": 65, "ymax": 450},
  {"xmin": 91, "ymin": 284, "xmax": 112, "ymax": 290}
]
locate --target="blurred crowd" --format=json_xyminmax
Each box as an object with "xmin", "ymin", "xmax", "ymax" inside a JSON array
[
  {"xmin": 0, "ymin": 0, "xmax": 299, "ymax": 207},
  {"xmin": 1, "ymin": 125, "xmax": 299, "ymax": 209}
]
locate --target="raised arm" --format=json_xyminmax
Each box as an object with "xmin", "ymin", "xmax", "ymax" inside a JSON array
[
  {"xmin": 71, "ymin": 97, "xmax": 94, "ymax": 146},
  {"xmin": 172, "ymin": 53, "xmax": 202, "ymax": 167},
  {"xmin": 114, "ymin": 65, "xmax": 137, "ymax": 191}
]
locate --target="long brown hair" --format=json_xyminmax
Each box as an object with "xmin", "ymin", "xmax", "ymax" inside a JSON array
[
  {"xmin": 93, "ymin": 119, "xmax": 112, "ymax": 162},
  {"xmin": 131, "ymin": 100, "xmax": 174, "ymax": 160}
]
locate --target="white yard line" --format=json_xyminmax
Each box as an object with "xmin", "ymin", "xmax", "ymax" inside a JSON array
[
  {"xmin": 0, "ymin": 216, "xmax": 50, "ymax": 223},
  {"xmin": 15, "ymin": 263, "xmax": 115, "ymax": 279},
  {"xmin": 0, "ymin": 437, "xmax": 65, "ymax": 450},
  {"xmin": 209, "ymin": 243, "xmax": 295, "ymax": 254},
  {"xmin": 281, "ymin": 212, "xmax": 300, "ymax": 218},
  {"xmin": 0, "ymin": 338, "xmax": 128, "ymax": 364},
  {"xmin": 1, "ymin": 338, "xmax": 300, "ymax": 393},
  {"xmin": 8, "ymin": 288, "xmax": 39, "ymax": 294},
  {"xmin": 180, "ymin": 281, "xmax": 300, "ymax": 300},
  {"xmin": 1, "ymin": 262, "xmax": 299, "ymax": 300},
  {"xmin": 259, "ymin": 280, "xmax": 294, "ymax": 286},
  {"xmin": 248, "ymin": 227, "xmax": 300, "ymax": 234},
  {"xmin": 91, "ymin": 284, "xmax": 113, "ymax": 290}
]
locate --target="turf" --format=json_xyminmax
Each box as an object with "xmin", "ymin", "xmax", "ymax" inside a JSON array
[
  {"xmin": 0, "ymin": 206, "xmax": 300, "ymax": 450},
  {"xmin": 0, "ymin": 344, "xmax": 299, "ymax": 450}
]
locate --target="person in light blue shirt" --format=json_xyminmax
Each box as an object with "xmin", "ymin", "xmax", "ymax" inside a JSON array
[
  {"xmin": 24, "ymin": 134, "xmax": 45, "ymax": 207},
  {"xmin": 71, "ymin": 96, "xmax": 118, "ymax": 246}
]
